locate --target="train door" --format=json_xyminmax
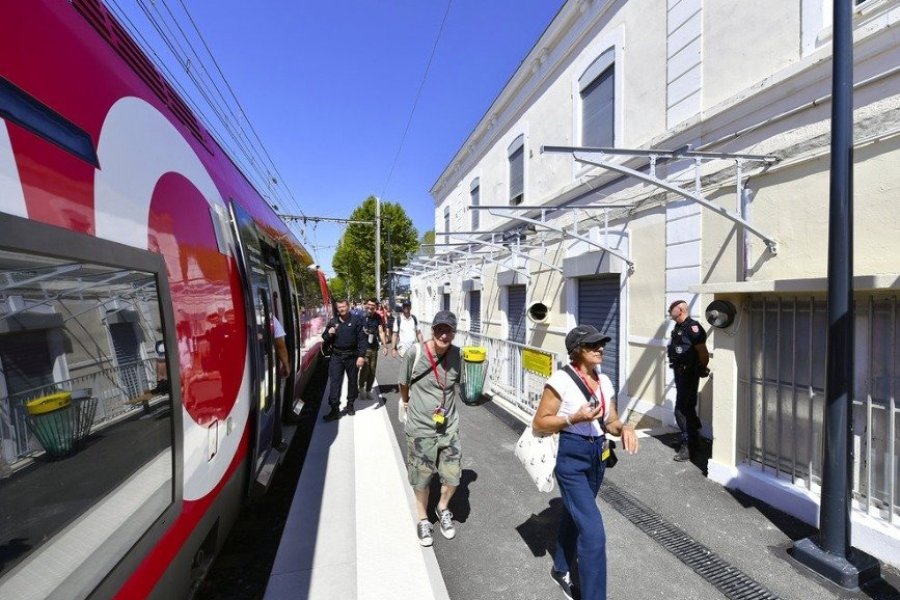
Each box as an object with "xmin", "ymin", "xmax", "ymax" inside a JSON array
[{"xmin": 229, "ymin": 202, "xmax": 280, "ymax": 492}]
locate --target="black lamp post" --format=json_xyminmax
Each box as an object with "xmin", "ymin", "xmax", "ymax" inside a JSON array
[{"xmin": 790, "ymin": 0, "xmax": 879, "ymax": 588}]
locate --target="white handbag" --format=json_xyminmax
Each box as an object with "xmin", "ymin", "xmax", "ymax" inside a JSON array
[{"xmin": 514, "ymin": 425, "xmax": 559, "ymax": 493}]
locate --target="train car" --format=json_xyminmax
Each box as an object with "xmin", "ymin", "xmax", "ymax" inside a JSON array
[{"xmin": 0, "ymin": 1, "xmax": 331, "ymax": 598}]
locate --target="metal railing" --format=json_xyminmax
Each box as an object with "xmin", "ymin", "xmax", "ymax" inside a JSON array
[
  {"xmin": 739, "ymin": 296, "xmax": 899, "ymax": 525},
  {"xmin": 454, "ymin": 329, "xmax": 563, "ymax": 416},
  {"xmin": 0, "ymin": 358, "xmax": 160, "ymax": 464}
]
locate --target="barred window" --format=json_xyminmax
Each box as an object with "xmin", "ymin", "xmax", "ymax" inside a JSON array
[{"xmin": 741, "ymin": 295, "xmax": 899, "ymax": 523}]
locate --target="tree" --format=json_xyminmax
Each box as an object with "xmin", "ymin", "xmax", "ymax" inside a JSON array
[
  {"xmin": 331, "ymin": 196, "xmax": 419, "ymax": 299},
  {"xmin": 328, "ymin": 275, "xmax": 348, "ymax": 301},
  {"xmin": 421, "ymin": 230, "xmax": 435, "ymax": 257}
]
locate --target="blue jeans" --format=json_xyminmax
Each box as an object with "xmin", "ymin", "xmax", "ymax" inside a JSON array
[{"xmin": 553, "ymin": 431, "xmax": 607, "ymax": 600}]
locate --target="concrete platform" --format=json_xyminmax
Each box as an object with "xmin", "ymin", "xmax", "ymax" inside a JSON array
[
  {"xmin": 264, "ymin": 361, "xmax": 449, "ymax": 600},
  {"xmin": 267, "ymin": 353, "xmax": 900, "ymax": 600}
]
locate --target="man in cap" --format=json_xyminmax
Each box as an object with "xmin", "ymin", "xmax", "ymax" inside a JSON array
[
  {"xmin": 667, "ymin": 300, "xmax": 710, "ymax": 461},
  {"xmin": 398, "ymin": 310, "xmax": 463, "ymax": 547},
  {"xmin": 391, "ymin": 299, "xmax": 424, "ymax": 358}
]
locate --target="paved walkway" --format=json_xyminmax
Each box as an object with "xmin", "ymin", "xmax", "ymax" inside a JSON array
[{"xmin": 267, "ymin": 354, "xmax": 900, "ymax": 600}]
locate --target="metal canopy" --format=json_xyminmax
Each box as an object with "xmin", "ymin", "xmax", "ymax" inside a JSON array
[
  {"xmin": 484, "ymin": 210, "xmax": 635, "ymax": 272},
  {"xmin": 542, "ymin": 145, "xmax": 779, "ymax": 255},
  {"xmin": 425, "ymin": 238, "xmax": 561, "ymax": 274}
]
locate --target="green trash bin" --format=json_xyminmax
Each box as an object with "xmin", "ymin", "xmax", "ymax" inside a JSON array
[
  {"xmin": 25, "ymin": 392, "xmax": 75, "ymax": 458},
  {"xmin": 461, "ymin": 346, "xmax": 488, "ymax": 406}
]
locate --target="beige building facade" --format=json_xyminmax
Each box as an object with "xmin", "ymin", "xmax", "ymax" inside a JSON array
[{"xmin": 410, "ymin": 0, "xmax": 900, "ymax": 566}]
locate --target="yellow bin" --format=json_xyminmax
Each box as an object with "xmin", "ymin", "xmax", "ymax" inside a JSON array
[
  {"xmin": 25, "ymin": 391, "xmax": 75, "ymax": 457},
  {"xmin": 461, "ymin": 346, "xmax": 488, "ymax": 405},
  {"xmin": 26, "ymin": 392, "xmax": 71, "ymax": 415}
]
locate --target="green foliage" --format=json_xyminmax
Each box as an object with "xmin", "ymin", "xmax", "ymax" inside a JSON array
[
  {"xmin": 332, "ymin": 196, "xmax": 419, "ymax": 298},
  {"xmin": 421, "ymin": 230, "xmax": 435, "ymax": 257},
  {"xmin": 328, "ymin": 276, "xmax": 348, "ymax": 300}
]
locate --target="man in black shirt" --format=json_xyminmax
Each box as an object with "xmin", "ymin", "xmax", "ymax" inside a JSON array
[
  {"xmin": 322, "ymin": 299, "xmax": 367, "ymax": 421},
  {"xmin": 358, "ymin": 298, "xmax": 388, "ymax": 401},
  {"xmin": 667, "ymin": 300, "xmax": 710, "ymax": 462}
]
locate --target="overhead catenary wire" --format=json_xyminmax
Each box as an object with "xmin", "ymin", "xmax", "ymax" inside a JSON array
[
  {"xmin": 379, "ymin": 0, "xmax": 452, "ymax": 201},
  {"xmin": 108, "ymin": 0, "xmax": 311, "ymax": 247}
]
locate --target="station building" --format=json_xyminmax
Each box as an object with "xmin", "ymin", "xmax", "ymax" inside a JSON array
[{"xmin": 406, "ymin": 0, "xmax": 900, "ymax": 567}]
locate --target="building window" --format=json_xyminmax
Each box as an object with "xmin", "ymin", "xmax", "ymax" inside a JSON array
[
  {"xmin": 579, "ymin": 49, "xmax": 615, "ymax": 147},
  {"xmin": 508, "ymin": 135, "xmax": 525, "ymax": 206},
  {"xmin": 470, "ymin": 177, "xmax": 480, "ymax": 231},
  {"xmin": 0, "ymin": 248, "xmax": 175, "ymax": 598},
  {"xmin": 740, "ymin": 295, "xmax": 899, "ymax": 523},
  {"xmin": 444, "ymin": 205, "xmax": 451, "ymax": 235}
]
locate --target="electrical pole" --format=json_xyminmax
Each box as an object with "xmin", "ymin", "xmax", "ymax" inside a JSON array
[
  {"xmin": 791, "ymin": 0, "xmax": 878, "ymax": 588},
  {"xmin": 375, "ymin": 196, "xmax": 382, "ymax": 300}
]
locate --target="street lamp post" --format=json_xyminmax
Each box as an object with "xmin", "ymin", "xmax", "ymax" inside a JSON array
[
  {"xmin": 791, "ymin": 0, "xmax": 879, "ymax": 588},
  {"xmin": 375, "ymin": 196, "xmax": 381, "ymax": 300}
]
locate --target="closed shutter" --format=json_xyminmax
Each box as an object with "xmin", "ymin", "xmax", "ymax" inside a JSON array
[
  {"xmin": 578, "ymin": 277, "xmax": 620, "ymax": 391},
  {"xmin": 109, "ymin": 322, "xmax": 144, "ymax": 398},
  {"xmin": 442, "ymin": 293, "xmax": 450, "ymax": 312},
  {"xmin": 469, "ymin": 291, "xmax": 481, "ymax": 334},
  {"xmin": 509, "ymin": 147, "xmax": 524, "ymax": 204},
  {"xmin": 581, "ymin": 66, "xmax": 614, "ymax": 147},
  {"xmin": 507, "ymin": 285, "xmax": 527, "ymax": 343},
  {"xmin": 0, "ymin": 331, "xmax": 54, "ymax": 395}
]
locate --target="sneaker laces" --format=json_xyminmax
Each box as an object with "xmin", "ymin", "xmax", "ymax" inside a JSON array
[
  {"xmin": 417, "ymin": 520, "xmax": 432, "ymax": 537},
  {"xmin": 437, "ymin": 508, "xmax": 453, "ymax": 529}
]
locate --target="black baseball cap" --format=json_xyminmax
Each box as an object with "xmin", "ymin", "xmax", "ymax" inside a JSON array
[
  {"xmin": 402, "ymin": 299, "xmax": 412, "ymax": 307},
  {"xmin": 564, "ymin": 325, "xmax": 611, "ymax": 353},
  {"xmin": 432, "ymin": 310, "xmax": 457, "ymax": 332}
]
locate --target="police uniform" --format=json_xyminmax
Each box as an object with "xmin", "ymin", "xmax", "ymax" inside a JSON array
[
  {"xmin": 323, "ymin": 313, "xmax": 367, "ymax": 411},
  {"xmin": 667, "ymin": 316, "xmax": 707, "ymax": 446}
]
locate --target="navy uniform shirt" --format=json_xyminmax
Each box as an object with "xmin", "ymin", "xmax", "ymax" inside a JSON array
[
  {"xmin": 362, "ymin": 314, "xmax": 383, "ymax": 350},
  {"xmin": 667, "ymin": 316, "xmax": 707, "ymax": 367},
  {"xmin": 324, "ymin": 314, "xmax": 367, "ymax": 358}
]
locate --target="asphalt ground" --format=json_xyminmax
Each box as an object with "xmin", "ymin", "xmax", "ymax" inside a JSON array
[{"xmin": 375, "ymin": 352, "xmax": 900, "ymax": 600}]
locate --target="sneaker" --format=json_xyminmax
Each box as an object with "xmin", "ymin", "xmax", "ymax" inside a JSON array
[
  {"xmin": 345, "ymin": 402, "xmax": 355, "ymax": 416},
  {"xmin": 674, "ymin": 444, "xmax": 690, "ymax": 462},
  {"xmin": 416, "ymin": 519, "xmax": 433, "ymax": 547},
  {"xmin": 434, "ymin": 507, "xmax": 456, "ymax": 539},
  {"xmin": 549, "ymin": 568, "xmax": 580, "ymax": 600},
  {"xmin": 323, "ymin": 406, "xmax": 341, "ymax": 422}
]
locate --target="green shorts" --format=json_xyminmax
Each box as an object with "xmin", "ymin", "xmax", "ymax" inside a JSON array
[{"xmin": 406, "ymin": 431, "xmax": 462, "ymax": 490}]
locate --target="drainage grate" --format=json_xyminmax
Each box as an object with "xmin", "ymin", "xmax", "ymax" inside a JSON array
[{"xmin": 599, "ymin": 482, "xmax": 783, "ymax": 600}]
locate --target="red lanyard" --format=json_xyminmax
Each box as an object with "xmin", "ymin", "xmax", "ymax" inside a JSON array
[
  {"xmin": 570, "ymin": 363, "xmax": 606, "ymax": 418},
  {"xmin": 424, "ymin": 342, "xmax": 448, "ymax": 391}
]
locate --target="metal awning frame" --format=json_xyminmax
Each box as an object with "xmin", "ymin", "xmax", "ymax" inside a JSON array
[
  {"xmin": 542, "ymin": 145, "xmax": 779, "ymax": 255},
  {"xmin": 424, "ymin": 237, "xmax": 561, "ymax": 274}
]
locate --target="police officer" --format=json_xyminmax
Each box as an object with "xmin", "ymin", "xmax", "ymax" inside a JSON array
[
  {"xmin": 322, "ymin": 299, "xmax": 367, "ymax": 421},
  {"xmin": 667, "ymin": 300, "xmax": 710, "ymax": 462}
]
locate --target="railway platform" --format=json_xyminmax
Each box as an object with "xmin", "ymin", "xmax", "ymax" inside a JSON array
[{"xmin": 265, "ymin": 355, "xmax": 900, "ymax": 600}]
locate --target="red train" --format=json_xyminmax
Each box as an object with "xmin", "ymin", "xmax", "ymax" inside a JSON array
[{"xmin": 0, "ymin": 1, "xmax": 331, "ymax": 597}]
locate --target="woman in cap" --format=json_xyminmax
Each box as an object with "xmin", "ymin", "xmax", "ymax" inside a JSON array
[{"xmin": 533, "ymin": 325, "xmax": 640, "ymax": 600}]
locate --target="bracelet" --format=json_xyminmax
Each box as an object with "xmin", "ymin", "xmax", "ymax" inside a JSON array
[{"xmin": 565, "ymin": 414, "xmax": 573, "ymax": 427}]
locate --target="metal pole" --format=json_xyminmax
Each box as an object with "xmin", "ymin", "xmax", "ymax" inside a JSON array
[
  {"xmin": 375, "ymin": 196, "xmax": 382, "ymax": 299},
  {"xmin": 820, "ymin": 0, "xmax": 854, "ymax": 558},
  {"xmin": 791, "ymin": 0, "xmax": 878, "ymax": 587}
]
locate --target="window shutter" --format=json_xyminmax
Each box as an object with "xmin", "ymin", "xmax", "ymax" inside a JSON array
[{"xmin": 581, "ymin": 66, "xmax": 614, "ymax": 147}]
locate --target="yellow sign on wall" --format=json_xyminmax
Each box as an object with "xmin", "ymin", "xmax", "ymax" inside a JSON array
[{"xmin": 522, "ymin": 347, "xmax": 554, "ymax": 377}]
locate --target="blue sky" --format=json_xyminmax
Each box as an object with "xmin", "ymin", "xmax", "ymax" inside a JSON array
[{"xmin": 112, "ymin": 0, "xmax": 563, "ymax": 276}]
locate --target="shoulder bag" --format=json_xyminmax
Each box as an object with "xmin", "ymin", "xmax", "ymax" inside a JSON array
[{"xmin": 514, "ymin": 423, "xmax": 559, "ymax": 493}]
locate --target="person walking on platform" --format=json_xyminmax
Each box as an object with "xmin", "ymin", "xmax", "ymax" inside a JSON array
[
  {"xmin": 666, "ymin": 300, "xmax": 710, "ymax": 462},
  {"xmin": 534, "ymin": 325, "xmax": 640, "ymax": 600},
  {"xmin": 391, "ymin": 300, "xmax": 424, "ymax": 358},
  {"xmin": 398, "ymin": 310, "xmax": 463, "ymax": 548},
  {"xmin": 359, "ymin": 298, "xmax": 388, "ymax": 401},
  {"xmin": 322, "ymin": 299, "xmax": 366, "ymax": 421}
]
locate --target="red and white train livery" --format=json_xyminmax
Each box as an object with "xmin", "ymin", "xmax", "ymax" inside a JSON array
[{"xmin": 0, "ymin": 1, "xmax": 330, "ymax": 597}]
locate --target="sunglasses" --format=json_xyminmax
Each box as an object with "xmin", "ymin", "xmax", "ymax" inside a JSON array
[
  {"xmin": 432, "ymin": 325, "xmax": 456, "ymax": 336},
  {"xmin": 583, "ymin": 343, "xmax": 605, "ymax": 352}
]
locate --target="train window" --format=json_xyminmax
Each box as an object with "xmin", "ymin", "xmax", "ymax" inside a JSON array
[{"xmin": 0, "ymin": 249, "xmax": 175, "ymax": 599}]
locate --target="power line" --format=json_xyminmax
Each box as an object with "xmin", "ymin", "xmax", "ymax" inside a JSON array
[{"xmin": 379, "ymin": 0, "xmax": 452, "ymax": 200}]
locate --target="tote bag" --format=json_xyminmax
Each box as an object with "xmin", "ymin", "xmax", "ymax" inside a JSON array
[{"xmin": 514, "ymin": 425, "xmax": 558, "ymax": 493}]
